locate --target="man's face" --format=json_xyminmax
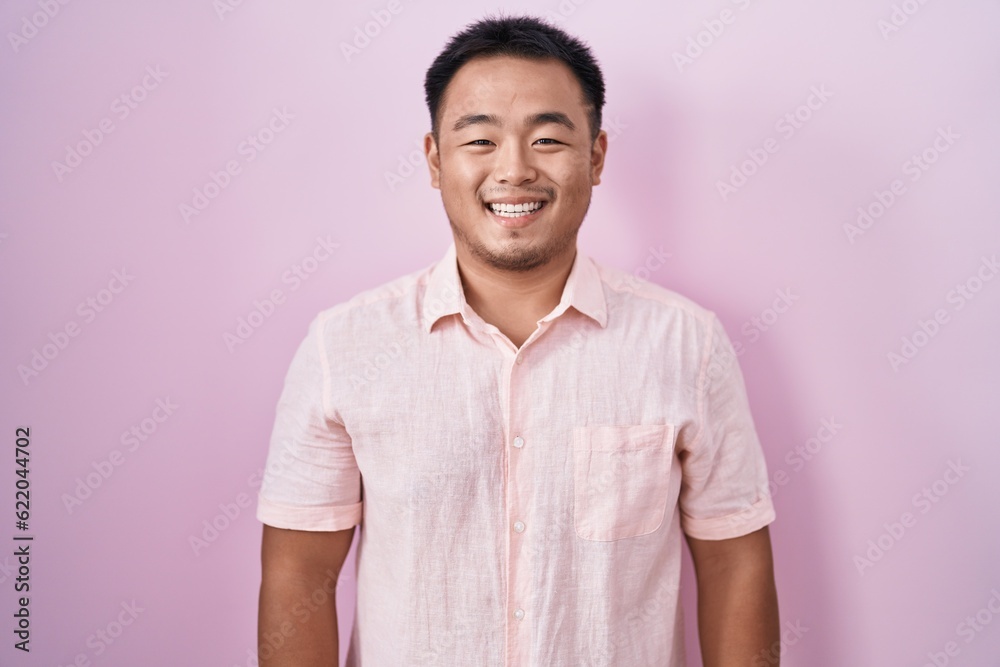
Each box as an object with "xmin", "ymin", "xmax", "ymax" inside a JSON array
[{"xmin": 425, "ymin": 55, "xmax": 607, "ymax": 273}]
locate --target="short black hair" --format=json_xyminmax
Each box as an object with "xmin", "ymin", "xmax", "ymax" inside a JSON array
[{"xmin": 424, "ymin": 14, "xmax": 606, "ymax": 143}]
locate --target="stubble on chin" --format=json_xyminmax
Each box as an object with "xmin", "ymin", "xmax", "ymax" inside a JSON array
[
  {"xmin": 448, "ymin": 215, "xmax": 580, "ymax": 273},
  {"xmin": 448, "ymin": 185, "xmax": 590, "ymax": 273}
]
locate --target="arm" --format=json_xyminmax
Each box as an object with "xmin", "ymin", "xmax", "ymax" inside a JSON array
[
  {"xmin": 685, "ymin": 525, "xmax": 779, "ymax": 667},
  {"xmin": 258, "ymin": 524, "xmax": 356, "ymax": 666}
]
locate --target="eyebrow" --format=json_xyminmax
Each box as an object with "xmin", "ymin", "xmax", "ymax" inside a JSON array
[{"xmin": 451, "ymin": 111, "xmax": 577, "ymax": 133}]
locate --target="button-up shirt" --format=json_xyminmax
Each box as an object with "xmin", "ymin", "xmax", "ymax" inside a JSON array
[{"xmin": 256, "ymin": 241, "xmax": 776, "ymax": 666}]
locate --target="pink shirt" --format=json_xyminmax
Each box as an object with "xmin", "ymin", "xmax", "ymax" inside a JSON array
[{"xmin": 256, "ymin": 241, "xmax": 775, "ymax": 666}]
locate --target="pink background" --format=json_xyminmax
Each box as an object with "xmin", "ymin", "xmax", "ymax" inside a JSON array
[{"xmin": 2, "ymin": 1, "xmax": 999, "ymax": 665}]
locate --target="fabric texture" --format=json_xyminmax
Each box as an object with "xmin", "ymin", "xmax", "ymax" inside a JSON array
[{"xmin": 256, "ymin": 241, "xmax": 776, "ymax": 666}]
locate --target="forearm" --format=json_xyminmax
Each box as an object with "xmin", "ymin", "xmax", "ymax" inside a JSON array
[
  {"xmin": 698, "ymin": 568, "xmax": 780, "ymax": 667},
  {"xmin": 687, "ymin": 525, "xmax": 780, "ymax": 667},
  {"xmin": 258, "ymin": 572, "xmax": 339, "ymax": 666}
]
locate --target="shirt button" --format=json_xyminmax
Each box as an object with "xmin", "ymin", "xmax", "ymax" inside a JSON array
[
  {"xmin": 515, "ymin": 356, "xmax": 523, "ymax": 365},
  {"xmin": 514, "ymin": 608, "xmax": 525, "ymax": 620},
  {"xmin": 513, "ymin": 521, "xmax": 525, "ymax": 533},
  {"xmin": 513, "ymin": 436, "xmax": 524, "ymax": 448}
]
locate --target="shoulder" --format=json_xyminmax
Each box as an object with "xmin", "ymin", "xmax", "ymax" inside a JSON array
[
  {"xmin": 311, "ymin": 259, "xmax": 434, "ymax": 335},
  {"xmin": 589, "ymin": 254, "xmax": 718, "ymax": 329}
]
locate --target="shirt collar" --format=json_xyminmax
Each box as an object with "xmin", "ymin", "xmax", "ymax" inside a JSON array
[{"xmin": 421, "ymin": 241, "xmax": 608, "ymax": 333}]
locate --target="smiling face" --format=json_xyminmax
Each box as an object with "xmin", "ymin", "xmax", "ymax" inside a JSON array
[{"xmin": 425, "ymin": 55, "xmax": 607, "ymax": 273}]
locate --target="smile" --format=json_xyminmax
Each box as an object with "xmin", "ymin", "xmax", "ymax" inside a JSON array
[{"xmin": 484, "ymin": 201, "xmax": 547, "ymax": 218}]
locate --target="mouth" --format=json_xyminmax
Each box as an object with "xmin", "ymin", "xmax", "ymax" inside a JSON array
[{"xmin": 483, "ymin": 200, "xmax": 548, "ymax": 228}]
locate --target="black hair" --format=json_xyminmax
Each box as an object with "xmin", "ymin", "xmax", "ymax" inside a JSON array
[{"xmin": 424, "ymin": 13, "xmax": 605, "ymax": 143}]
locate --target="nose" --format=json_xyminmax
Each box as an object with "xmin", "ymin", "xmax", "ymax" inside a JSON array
[{"xmin": 493, "ymin": 141, "xmax": 537, "ymax": 186}]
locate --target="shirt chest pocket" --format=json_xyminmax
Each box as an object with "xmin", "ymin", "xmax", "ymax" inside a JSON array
[{"xmin": 572, "ymin": 424, "xmax": 675, "ymax": 541}]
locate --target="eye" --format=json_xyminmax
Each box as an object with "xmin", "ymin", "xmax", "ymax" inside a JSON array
[
  {"xmin": 534, "ymin": 138, "xmax": 560, "ymax": 145},
  {"xmin": 467, "ymin": 139, "xmax": 494, "ymax": 146}
]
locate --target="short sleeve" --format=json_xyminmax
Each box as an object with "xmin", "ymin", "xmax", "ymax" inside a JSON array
[
  {"xmin": 256, "ymin": 313, "xmax": 363, "ymax": 531},
  {"xmin": 677, "ymin": 313, "xmax": 775, "ymax": 540}
]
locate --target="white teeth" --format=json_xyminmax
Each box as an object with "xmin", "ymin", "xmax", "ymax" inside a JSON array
[{"xmin": 488, "ymin": 201, "xmax": 545, "ymax": 217}]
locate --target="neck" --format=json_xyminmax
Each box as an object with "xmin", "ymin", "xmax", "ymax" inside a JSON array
[{"xmin": 454, "ymin": 243, "xmax": 577, "ymax": 333}]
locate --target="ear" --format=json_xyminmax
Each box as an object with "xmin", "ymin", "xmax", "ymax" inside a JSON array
[
  {"xmin": 590, "ymin": 129, "xmax": 608, "ymax": 186},
  {"xmin": 425, "ymin": 132, "xmax": 441, "ymax": 189}
]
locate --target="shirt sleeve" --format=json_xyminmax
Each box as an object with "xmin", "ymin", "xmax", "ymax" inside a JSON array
[
  {"xmin": 255, "ymin": 312, "xmax": 363, "ymax": 531},
  {"xmin": 677, "ymin": 312, "xmax": 775, "ymax": 540}
]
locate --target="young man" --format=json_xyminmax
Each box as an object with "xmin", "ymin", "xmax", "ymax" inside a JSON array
[{"xmin": 257, "ymin": 14, "xmax": 779, "ymax": 667}]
